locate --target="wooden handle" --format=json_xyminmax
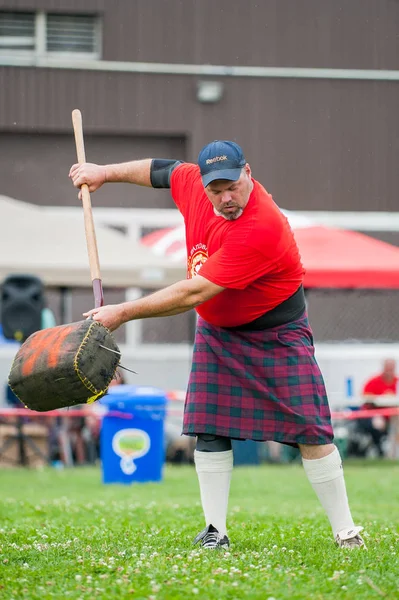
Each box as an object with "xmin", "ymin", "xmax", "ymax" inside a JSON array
[{"xmin": 72, "ymin": 109, "xmax": 104, "ymax": 308}]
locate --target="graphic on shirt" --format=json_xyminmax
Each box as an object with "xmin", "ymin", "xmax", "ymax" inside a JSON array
[{"xmin": 188, "ymin": 243, "xmax": 208, "ymax": 278}]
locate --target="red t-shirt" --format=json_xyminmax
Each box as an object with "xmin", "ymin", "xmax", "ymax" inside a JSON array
[
  {"xmin": 362, "ymin": 375, "xmax": 398, "ymax": 396},
  {"xmin": 170, "ymin": 163, "xmax": 304, "ymax": 327}
]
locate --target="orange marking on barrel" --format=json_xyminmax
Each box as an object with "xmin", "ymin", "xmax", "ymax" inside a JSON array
[
  {"xmin": 47, "ymin": 325, "xmax": 75, "ymax": 368},
  {"xmin": 21, "ymin": 329, "xmax": 54, "ymax": 377},
  {"xmin": 21, "ymin": 325, "xmax": 76, "ymax": 376}
]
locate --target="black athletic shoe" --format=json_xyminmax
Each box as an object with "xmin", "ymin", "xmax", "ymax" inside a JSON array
[
  {"xmin": 193, "ymin": 524, "xmax": 230, "ymax": 549},
  {"xmin": 335, "ymin": 526, "xmax": 367, "ymax": 549}
]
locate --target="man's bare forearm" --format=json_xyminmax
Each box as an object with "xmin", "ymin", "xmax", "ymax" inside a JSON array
[
  {"xmin": 119, "ymin": 279, "xmax": 207, "ymax": 323},
  {"xmin": 83, "ymin": 276, "xmax": 224, "ymax": 331},
  {"xmin": 104, "ymin": 159, "xmax": 153, "ymax": 187}
]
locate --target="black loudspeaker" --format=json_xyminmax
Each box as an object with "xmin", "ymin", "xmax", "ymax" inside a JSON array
[{"xmin": 1, "ymin": 275, "xmax": 45, "ymax": 342}]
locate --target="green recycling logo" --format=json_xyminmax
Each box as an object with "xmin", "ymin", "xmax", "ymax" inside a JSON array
[{"xmin": 112, "ymin": 429, "xmax": 151, "ymax": 474}]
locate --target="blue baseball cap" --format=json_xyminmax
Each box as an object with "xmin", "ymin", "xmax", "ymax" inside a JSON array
[{"xmin": 198, "ymin": 140, "xmax": 246, "ymax": 187}]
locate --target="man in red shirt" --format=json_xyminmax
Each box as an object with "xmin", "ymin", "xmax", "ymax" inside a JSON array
[
  {"xmin": 363, "ymin": 359, "xmax": 398, "ymax": 399},
  {"xmin": 357, "ymin": 359, "xmax": 398, "ymax": 457},
  {"xmin": 70, "ymin": 140, "xmax": 365, "ymax": 550}
]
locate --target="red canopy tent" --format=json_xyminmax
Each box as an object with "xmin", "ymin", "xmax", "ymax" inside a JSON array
[{"xmin": 141, "ymin": 210, "xmax": 399, "ymax": 289}]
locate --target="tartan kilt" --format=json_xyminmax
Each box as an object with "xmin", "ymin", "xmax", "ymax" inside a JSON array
[{"xmin": 182, "ymin": 312, "xmax": 333, "ymax": 446}]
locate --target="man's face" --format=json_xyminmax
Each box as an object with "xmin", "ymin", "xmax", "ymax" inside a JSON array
[
  {"xmin": 204, "ymin": 164, "xmax": 253, "ymax": 221},
  {"xmin": 383, "ymin": 359, "xmax": 396, "ymax": 380}
]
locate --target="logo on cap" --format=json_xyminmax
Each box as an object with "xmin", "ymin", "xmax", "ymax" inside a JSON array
[{"xmin": 205, "ymin": 155, "xmax": 228, "ymax": 165}]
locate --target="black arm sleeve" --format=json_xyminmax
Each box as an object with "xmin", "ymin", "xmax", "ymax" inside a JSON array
[{"xmin": 150, "ymin": 159, "xmax": 183, "ymax": 188}]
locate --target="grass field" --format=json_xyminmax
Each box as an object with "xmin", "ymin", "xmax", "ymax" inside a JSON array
[{"xmin": 0, "ymin": 461, "xmax": 398, "ymax": 600}]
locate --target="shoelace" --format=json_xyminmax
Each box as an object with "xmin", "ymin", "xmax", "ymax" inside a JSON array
[
  {"xmin": 342, "ymin": 535, "xmax": 364, "ymax": 548},
  {"xmin": 201, "ymin": 531, "xmax": 221, "ymax": 548}
]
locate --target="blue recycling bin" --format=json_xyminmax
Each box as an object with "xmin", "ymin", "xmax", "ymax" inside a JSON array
[
  {"xmin": 232, "ymin": 439, "xmax": 261, "ymax": 466},
  {"xmin": 100, "ymin": 385, "xmax": 168, "ymax": 484}
]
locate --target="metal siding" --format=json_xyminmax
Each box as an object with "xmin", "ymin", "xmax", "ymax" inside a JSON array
[
  {"xmin": 195, "ymin": 0, "xmax": 399, "ymax": 70},
  {"xmin": 102, "ymin": 0, "xmax": 399, "ymax": 69},
  {"xmin": 1, "ymin": 67, "xmax": 398, "ymax": 211},
  {"xmin": 102, "ymin": 1, "xmax": 195, "ymax": 63},
  {"xmin": 0, "ymin": 1, "xmax": 105, "ymax": 12},
  {"xmin": 0, "ymin": 68, "xmax": 196, "ymax": 134},
  {"xmin": 0, "ymin": 133, "xmax": 185, "ymax": 207},
  {"xmin": 1, "ymin": 1, "xmax": 399, "ymax": 68},
  {"xmin": 360, "ymin": 232, "xmax": 399, "ymax": 247}
]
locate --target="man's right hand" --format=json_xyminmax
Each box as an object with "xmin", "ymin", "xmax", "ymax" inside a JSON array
[{"xmin": 69, "ymin": 163, "xmax": 107, "ymax": 199}]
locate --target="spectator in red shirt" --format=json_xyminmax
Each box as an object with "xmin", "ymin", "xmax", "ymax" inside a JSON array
[
  {"xmin": 70, "ymin": 140, "xmax": 365, "ymax": 550},
  {"xmin": 363, "ymin": 359, "xmax": 398, "ymax": 402},
  {"xmin": 356, "ymin": 359, "xmax": 398, "ymax": 457}
]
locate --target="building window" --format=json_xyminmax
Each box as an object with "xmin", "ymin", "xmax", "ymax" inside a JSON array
[
  {"xmin": 0, "ymin": 11, "xmax": 101, "ymax": 59},
  {"xmin": 46, "ymin": 14, "xmax": 99, "ymax": 55},
  {"xmin": 0, "ymin": 12, "xmax": 35, "ymax": 51}
]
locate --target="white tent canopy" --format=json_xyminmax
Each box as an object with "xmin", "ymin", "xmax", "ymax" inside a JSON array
[{"xmin": 0, "ymin": 196, "xmax": 185, "ymax": 288}]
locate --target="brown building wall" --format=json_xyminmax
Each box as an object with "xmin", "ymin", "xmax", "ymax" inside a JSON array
[
  {"xmin": 0, "ymin": 132, "xmax": 185, "ymax": 207},
  {"xmin": 104, "ymin": 0, "xmax": 399, "ymax": 70},
  {"xmin": 3, "ymin": 0, "xmax": 399, "ymax": 69},
  {"xmin": 0, "ymin": 1, "xmax": 105, "ymax": 13},
  {"xmin": 0, "ymin": 66, "xmax": 398, "ymax": 212}
]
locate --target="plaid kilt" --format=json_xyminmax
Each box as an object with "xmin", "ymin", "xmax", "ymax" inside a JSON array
[{"xmin": 182, "ymin": 312, "xmax": 333, "ymax": 446}]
